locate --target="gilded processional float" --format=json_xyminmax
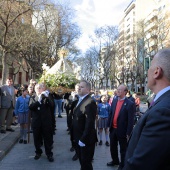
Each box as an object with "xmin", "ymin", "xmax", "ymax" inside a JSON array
[{"xmin": 39, "ymin": 48, "xmax": 81, "ymax": 94}]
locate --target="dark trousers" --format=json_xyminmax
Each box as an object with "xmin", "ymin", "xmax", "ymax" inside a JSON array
[
  {"xmin": 66, "ymin": 108, "xmax": 72, "ymax": 129},
  {"xmin": 109, "ymin": 128, "xmax": 127, "ymax": 168},
  {"xmin": 33, "ymin": 126, "xmax": 53, "ymax": 156},
  {"xmin": 75, "ymin": 143, "xmax": 95, "ymax": 170},
  {"xmin": 61, "ymin": 101, "xmax": 64, "ymax": 112}
]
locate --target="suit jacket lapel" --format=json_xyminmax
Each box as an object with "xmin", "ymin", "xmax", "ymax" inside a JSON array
[
  {"xmin": 118, "ymin": 99, "xmax": 127, "ymax": 118},
  {"xmin": 148, "ymin": 90, "xmax": 170, "ymax": 110},
  {"xmin": 35, "ymin": 95, "xmax": 39, "ymax": 101},
  {"xmin": 4, "ymin": 85, "xmax": 11, "ymax": 95},
  {"xmin": 111, "ymin": 98, "xmax": 118, "ymax": 121},
  {"xmin": 74, "ymin": 95, "xmax": 89, "ymax": 111},
  {"xmin": 129, "ymin": 91, "xmax": 170, "ymax": 143},
  {"xmin": 111, "ymin": 98, "xmax": 127, "ymax": 121}
]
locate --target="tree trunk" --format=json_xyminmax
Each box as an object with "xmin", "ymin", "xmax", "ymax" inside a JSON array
[{"xmin": 1, "ymin": 50, "xmax": 7, "ymax": 85}]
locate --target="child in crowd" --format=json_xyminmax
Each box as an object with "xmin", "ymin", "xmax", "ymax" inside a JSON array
[
  {"xmin": 133, "ymin": 93, "xmax": 140, "ymax": 112},
  {"xmin": 108, "ymin": 89, "xmax": 118, "ymax": 105},
  {"xmin": 15, "ymin": 87, "xmax": 29, "ymax": 144},
  {"xmin": 92, "ymin": 89, "xmax": 101, "ymax": 104},
  {"xmin": 97, "ymin": 95, "xmax": 111, "ymax": 146}
]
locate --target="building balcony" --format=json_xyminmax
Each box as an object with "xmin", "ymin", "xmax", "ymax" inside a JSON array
[
  {"xmin": 144, "ymin": 33, "xmax": 158, "ymax": 41},
  {"xmin": 144, "ymin": 9, "xmax": 158, "ymax": 24},
  {"xmin": 118, "ymin": 36, "xmax": 124, "ymax": 43},
  {"xmin": 144, "ymin": 22, "xmax": 158, "ymax": 32}
]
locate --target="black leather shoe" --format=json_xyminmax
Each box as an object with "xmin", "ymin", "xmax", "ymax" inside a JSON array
[
  {"xmin": 24, "ymin": 140, "xmax": 27, "ymax": 144},
  {"xmin": 48, "ymin": 156, "xmax": 54, "ymax": 162},
  {"xmin": 58, "ymin": 115, "xmax": 62, "ymax": 118},
  {"xmin": 0, "ymin": 130, "xmax": 6, "ymax": 134},
  {"xmin": 19, "ymin": 139, "xmax": 23, "ymax": 143},
  {"xmin": 99, "ymin": 140, "xmax": 102, "ymax": 145},
  {"xmin": 117, "ymin": 166, "xmax": 123, "ymax": 170},
  {"xmin": 12, "ymin": 122, "xmax": 18, "ymax": 126},
  {"xmin": 6, "ymin": 128, "xmax": 15, "ymax": 132},
  {"xmin": 105, "ymin": 141, "xmax": 110, "ymax": 146},
  {"xmin": 72, "ymin": 153, "xmax": 78, "ymax": 161},
  {"xmin": 70, "ymin": 147, "xmax": 75, "ymax": 152},
  {"xmin": 107, "ymin": 161, "xmax": 119, "ymax": 166},
  {"xmin": 34, "ymin": 154, "xmax": 41, "ymax": 160}
]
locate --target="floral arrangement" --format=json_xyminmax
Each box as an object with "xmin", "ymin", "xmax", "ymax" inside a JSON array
[{"xmin": 40, "ymin": 63, "xmax": 78, "ymax": 92}]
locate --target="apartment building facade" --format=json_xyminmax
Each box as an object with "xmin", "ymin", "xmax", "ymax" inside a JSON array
[{"xmin": 115, "ymin": 0, "xmax": 170, "ymax": 93}]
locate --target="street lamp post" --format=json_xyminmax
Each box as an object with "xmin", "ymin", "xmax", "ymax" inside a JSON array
[{"xmin": 144, "ymin": 70, "xmax": 148, "ymax": 93}]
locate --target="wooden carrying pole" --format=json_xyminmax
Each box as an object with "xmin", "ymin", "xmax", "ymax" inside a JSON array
[{"xmin": 27, "ymin": 111, "xmax": 31, "ymax": 143}]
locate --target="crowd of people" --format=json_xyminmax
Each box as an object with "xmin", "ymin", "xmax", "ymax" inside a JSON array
[{"xmin": 1, "ymin": 48, "xmax": 170, "ymax": 170}]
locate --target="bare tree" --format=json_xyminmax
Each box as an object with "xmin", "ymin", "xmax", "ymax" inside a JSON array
[
  {"xmin": 0, "ymin": 0, "xmax": 47, "ymax": 84},
  {"xmin": 32, "ymin": 2, "xmax": 81, "ymax": 67},
  {"xmin": 77, "ymin": 49, "xmax": 99, "ymax": 89},
  {"xmin": 88, "ymin": 25, "xmax": 118, "ymax": 89},
  {"xmin": 0, "ymin": 0, "xmax": 81, "ymax": 84}
]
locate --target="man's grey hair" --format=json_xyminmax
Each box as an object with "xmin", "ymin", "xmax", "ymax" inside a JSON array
[
  {"xmin": 35, "ymin": 83, "xmax": 46, "ymax": 90},
  {"xmin": 156, "ymin": 48, "xmax": 170, "ymax": 81},
  {"xmin": 75, "ymin": 83, "xmax": 79, "ymax": 88}
]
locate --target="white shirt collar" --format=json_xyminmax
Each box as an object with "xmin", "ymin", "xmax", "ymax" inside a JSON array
[
  {"xmin": 79, "ymin": 94, "xmax": 89, "ymax": 100},
  {"xmin": 118, "ymin": 97, "xmax": 126, "ymax": 101},
  {"xmin": 154, "ymin": 86, "xmax": 170, "ymax": 102}
]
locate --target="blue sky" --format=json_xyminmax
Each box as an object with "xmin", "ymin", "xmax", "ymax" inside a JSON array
[{"xmin": 57, "ymin": 0, "xmax": 132, "ymax": 52}]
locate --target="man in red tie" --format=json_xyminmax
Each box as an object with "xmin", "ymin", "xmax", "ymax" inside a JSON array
[{"xmin": 107, "ymin": 84, "xmax": 134, "ymax": 170}]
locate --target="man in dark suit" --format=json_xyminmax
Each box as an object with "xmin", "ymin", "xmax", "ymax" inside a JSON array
[
  {"xmin": 123, "ymin": 49, "xmax": 170, "ymax": 170},
  {"xmin": 69, "ymin": 83, "xmax": 79, "ymax": 161},
  {"xmin": 29, "ymin": 83, "xmax": 54, "ymax": 162},
  {"xmin": 0, "ymin": 77, "xmax": 16, "ymax": 133},
  {"xmin": 72, "ymin": 80, "xmax": 97, "ymax": 170},
  {"xmin": 107, "ymin": 84, "xmax": 134, "ymax": 170}
]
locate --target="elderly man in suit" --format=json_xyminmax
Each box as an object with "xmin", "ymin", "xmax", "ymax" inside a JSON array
[
  {"xmin": 123, "ymin": 49, "xmax": 170, "ymax": 170},
  {"xmin": 107, "ymin": 84, "xmax": 134, "ymax": 170},
  {"xmin": 0, "ymin": 77, "xmax": 16, "ymax": 133},
  {"xmin": 72, "ymin": 80, "xmax": 97, "ymax": 170},
  {"xmin": 29, "ymin": 83, "xmax": 54, "ymax": 162}
]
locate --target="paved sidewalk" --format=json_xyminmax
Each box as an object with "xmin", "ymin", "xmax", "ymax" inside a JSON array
[
  {"xmin": 0, "ymin": 125, "xmax": 20, "ymax": 161},
  {"xmin": 0, "ymin": 103, "xmax": 148, "ymax": 169},
  {"xmin": 0, "ymin": 113, "xmax": 114, "ymax": 170}
]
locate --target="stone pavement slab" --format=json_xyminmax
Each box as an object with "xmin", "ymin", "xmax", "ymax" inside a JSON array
[
  {"xmin": 0, "ymin": 113, "xmax": 116, "ymax": 170},
  {"xmin": 0, "ymin": 102, "xmax": 148, "ymax": 170},
  {"xmin": 0, "ymin": 125, "xmax": 20, "ymax": 161}
]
